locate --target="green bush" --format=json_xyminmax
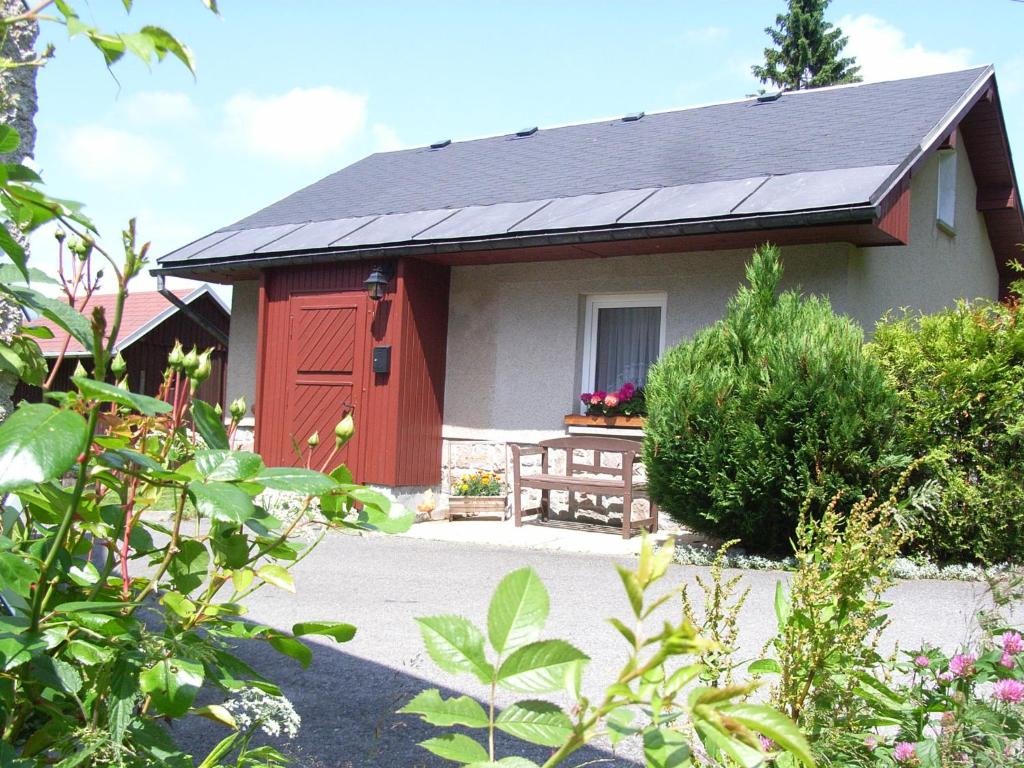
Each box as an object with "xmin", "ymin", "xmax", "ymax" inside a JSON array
[
  {"xmin": 643, "ymin": 245, "xmax": 900, "ymax": 554},
  {"xmin": 870, "ymin": 280, "xmax": 1024, "ymax": 564}
]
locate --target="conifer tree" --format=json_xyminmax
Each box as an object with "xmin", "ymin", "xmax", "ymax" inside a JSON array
[{"xmin": 752, "ymin": 0, "xmax": 861, "ymax": 91}]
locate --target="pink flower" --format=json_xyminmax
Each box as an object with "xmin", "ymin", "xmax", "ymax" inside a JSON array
[
  {"xmin": 604, "ymin": 393, "xmax": 619, "ymax": 408},
  {"xmin": 864, "ymin": 735, "xmax": 878, "ymax": 751},
  {"xmin": 758, "ymin": 735, "xmax": 775, "ymax": 751},
  {"xmin": 1001, "ymin": 652, "xmax": 1016, "ymax": 670},
  {"xmin": 893, "ymin": 742, "xmax": 917, "ymax": 763},
  {"xmin": 618, "ymin": 382, "xmax": 636, "ymax": 400},
  {"xmin": 938, "ymin": 671, "xmax": 954, "ymax": 683},
  {"xmin": 580, "ymin": 392, "xmax": 592, "ymax": 403},
  {"xmin": 1003, "ymin": 631, "xmax": 1024, "ymax": 655},
  {"xmin": 948, "ymin": 653, "xmax": 976, "ymax": 678},
  {"xmin": 590, "ymin": 392, "xmax": 605, "ymax": 405},
  {"xmin": 914, "ymin": 655, "xmax": 930, "ymax": 668},
  {"xmin": 992, "ymin": 678, "xmax": 1024, "ymax": 704}
]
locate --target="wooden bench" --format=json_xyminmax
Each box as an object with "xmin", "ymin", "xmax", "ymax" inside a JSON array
[{"xmin": 510, "ymin": 436, "xmax": 658, "ymax": 539}]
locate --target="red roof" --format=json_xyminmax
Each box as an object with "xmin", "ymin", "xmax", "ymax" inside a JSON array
[{"xmin": 32, "ymin": 289, "xmax": 193, "ymax": 357}]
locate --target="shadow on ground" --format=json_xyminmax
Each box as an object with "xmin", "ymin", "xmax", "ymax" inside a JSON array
[{"xmin": 173, "ymin": 632, "xmax": 636, "ymax": 768}]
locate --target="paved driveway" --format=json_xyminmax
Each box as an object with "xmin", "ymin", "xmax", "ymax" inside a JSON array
[{"xmin": 177, "ymin": 534, "xmax": 1010, "ymax": 767}]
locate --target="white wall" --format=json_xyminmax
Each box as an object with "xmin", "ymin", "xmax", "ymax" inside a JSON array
[
  {"xmin": 224, "ymin": 279, "xmax": 259, "ymax": 422},
  {"xmin": 442, "ymin": 243, "xmax": 855, "ymax": 440},
  {"xmin": 847, "ymin": 144, "xmax": 999, "ymax": 332}
]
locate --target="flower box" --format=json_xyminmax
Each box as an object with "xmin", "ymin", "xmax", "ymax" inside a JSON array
[
  {"xmin": 563, "ymin": 414, "xmax": 646, "ymax": 429},
  {"xmin": 447, "ymin": 495, "xmax": 507, "ymax": 521}
]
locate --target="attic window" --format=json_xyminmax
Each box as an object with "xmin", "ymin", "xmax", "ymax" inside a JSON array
[{"xmin": 936, "ymin": 148, "xmax": 957, "ymax": 235}]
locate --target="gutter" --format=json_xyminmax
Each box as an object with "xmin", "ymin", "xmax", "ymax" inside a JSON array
[
  {"xmin": 151, "ymin": 202, "xmax": 881, "ymax": 278},
  {"xmin": 156, "ymin": 276, "xmax": 230, "ymax": 347}
]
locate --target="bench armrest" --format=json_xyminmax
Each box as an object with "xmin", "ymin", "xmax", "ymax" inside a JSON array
[{"xmin": 510, "ymin": 443, "xmax": 544, "ymax": 459}]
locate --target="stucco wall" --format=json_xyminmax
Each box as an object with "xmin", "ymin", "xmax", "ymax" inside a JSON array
[
  {"xmin": 442, "ymin": 243, "xmax": 856, "ymax": 441},
  {"xmin": 225, "ymin": 280, "xmax": 259, "ymax": 425},
  {"xmin": 847, "ymin": 144, "xmax": 999, "ymax": 332}
]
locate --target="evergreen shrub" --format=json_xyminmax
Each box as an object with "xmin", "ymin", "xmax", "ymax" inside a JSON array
[{"xmin": 643, "ymin": 245, "xmax": 899, "ymax": 554}]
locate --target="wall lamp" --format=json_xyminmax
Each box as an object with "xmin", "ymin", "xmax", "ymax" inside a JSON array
[{"xmin": 363, "ymin": 264, "xmax": 392, "ymax": 301}]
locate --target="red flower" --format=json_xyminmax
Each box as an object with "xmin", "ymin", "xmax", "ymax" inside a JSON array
[
  {"xmin": 590, "ymin": 391, "xmax": 605, "ymax": 405},
  {"xmin": 580, "ymin": 392, "xmax": 592, "ymax": 403},
  {"xmin": 618, "ymin": 382, "xmax": 636, "ymax": 401}
]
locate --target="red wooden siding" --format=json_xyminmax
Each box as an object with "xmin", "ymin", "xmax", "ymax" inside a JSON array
[{"xmin": 255, "ymin": 257, "xmax": 449, "ymax": 486}]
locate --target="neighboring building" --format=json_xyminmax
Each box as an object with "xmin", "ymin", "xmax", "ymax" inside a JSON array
[
  {"xmin": 154, "ymin": 67, "xmax": 1022, "ymax": 498},
  {"xmin": 15, "ymin": 285, "xmax": 230, "ymax": 408}
]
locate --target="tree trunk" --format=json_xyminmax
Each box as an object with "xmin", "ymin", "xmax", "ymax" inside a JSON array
[{"xmin": 0, "ymin": 0, "xmax": 39, "ymax": 422}]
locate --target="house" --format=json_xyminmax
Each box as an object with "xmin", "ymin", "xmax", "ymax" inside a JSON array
[
  {"xmin": 153, "ymin": 66, "xmax": 1022, "ymax": 498},
  {"xmin": 15, "ymin": 284, "xmax": 230, "ymax": 408}
]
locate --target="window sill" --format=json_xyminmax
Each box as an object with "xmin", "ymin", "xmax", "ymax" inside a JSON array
[{"xmin": 937, "ymin": 219, "xmax": 957, "ymax": 238}]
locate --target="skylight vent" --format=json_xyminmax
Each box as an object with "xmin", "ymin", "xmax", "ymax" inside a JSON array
[
  {"xmin": 515, "ymin": 126, "xmax": 538, "ymax": 137},
  {"xmin": 756, "ymin": 91, "xmax": 783, "ymax": 103},
  {"xmin": 429, "ymin": 138, "xmax": 451, "ymax": 149},
  {"xmin": 622, "ymin": 111, "xmax": 645, "ymax": 122}
]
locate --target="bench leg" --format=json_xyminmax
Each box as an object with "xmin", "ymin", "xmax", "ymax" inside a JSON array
[
  {"xmin": 622, "ymin": 488, "xmax": 633, "ymax": 539},
  {"xmin": 649, "ymin": 498, "xmax": 659, "ymax": 534},
  {"xmin": 514, "ymin": 487, "xmax": 523, "ymax": 527},
  {"xmin": 541, "ymin": 489, "xmax": 550, "ymax": 522}
]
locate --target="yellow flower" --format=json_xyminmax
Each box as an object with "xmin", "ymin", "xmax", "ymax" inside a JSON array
[{"xmin": 460, "ymin": 483, "xmax": 469, "ymax": 492}]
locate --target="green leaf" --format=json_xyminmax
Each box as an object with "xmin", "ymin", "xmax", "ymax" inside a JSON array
[
  {"xmin": 72, "ymin": 376, "xmax": 171, "ymax": 416},
  {"xmin": 0, "ymin": 227, "xmax": 26, "ymax": 279},
  {"xmin": 192, "ymin": 704, "xmax": 237, "ymax": 729},
  {"xmin": 496, "ymin": 640, "xmax": 589, "ymax": 693},
  {"xmin": 257, "ymin": 564, "xmax": 294, "ymax": 592},
  {"xmin": 748, "ymin": 658, "xmax": 782, "ymax": 676},
  {"xmin": 606, "ymin": 706, "xmax": 638, "ymax": 746},
  {"xmin": 399, "ymin": 688, "xmax": 489, "ymax": 728},
  {"xmin": 419, "ymin": 734, "xmax": 489, "ymax": 764},
  {"xmin": 0, "ymin": 403, "xmax": 87, "ymax": 493},
  {"xmin": 253, "ymin": 467, "xmax": 338, "ymax": 495},
  {"xmin": 31, "ymin": 656, "xmax": 82, "ymax": 695},
  {"xmin": 774, "ymin": 581, "xmax": 791, "ymax": 630},
  {"xmin": 643, "ymin": 726, "xmax": 691, "ymax": 768},
  {"xmin": 616, "ymin": 565, "xmax": 644, "ymax": 618},
  {"xmin": 192, "ymin": 400, "xmax": 229, "ymax": 449},
  {"xmin": 495, "ymin": 700, "xmax": 573, "ymax": 747},
  {"xmin": 188, "ymin": 481, "xmax": 256, "ymax": 525},
  {"xmin": 65, "ymin": 639, "xmax": 113, "ymax": 666},
  {"xmin": 487, "ymin": 567, "xmax": 549, "ymax": 655},
  {"xmin": 265, "ymin": 632, "xmax": 312, "ymax": 668},
  {"xmin": 695, "ymin": 720, "xmax": 763, "ymax": 768},
  {"xmin": 0, "ymin": 262, "xmax": 55, "ymax": 285},
  {"xmin": 140, "ymin": 25, "xmax": 196, "ymax": 73},
  {"xmin": 194, "ymin": 449, "xmax": 264, "ymax": 481},
  {"xmin": 4, "ymin": 285, "xmax": 92, "ymax": 348},
  {"xmin": 166, "ymin": 539, "xmax": 210, "ymax": 594},
  {"xmin": 108, "ymin": 657, "xmax": 139, "ymax": 749},
  {"xmin": 720, "ymin": 705, "xmax": 814, "ymax": 768},
  {"xmin": 139, "ymin": 657, "xmax": 204, "ymax": 717},
  {"xmin": 231, "ymin": 568, "xmax": 254, "ymax": 592},
  {"xmin": 292, "ymin": 621, "xmax": 356, "ymax": 643},
  {"xmin": 416, "ymin": 615, "xmax": 493, "ymax": 684},
  {"xmin": 0, "ymin": 125, "xmax": 20, "ymax": 154},
  {"xmin": 356, "ymin": 502, "xmax": 414, "ymax": 533},
  {"xmin": 0, "ymin": 551, "xmax": 36, "ymax": 592},
  {"xmin": 465, "ymin": 760, "xmax": 538, "ymax": 768}
]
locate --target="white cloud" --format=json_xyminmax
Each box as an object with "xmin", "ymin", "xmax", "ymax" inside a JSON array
[
  {"xmin": 839, "ymin": 14, "xmax": 974, "ymax": 83},
  {"xmin": 120, "ymin": 90, "xmax": 199, "ymax": 126},
  {"xmin": 60, "ymin": 124, "xmax": 184, "ymax": 188},
  {"xmin": 222, "ymin": 86, "xmax": 367, "ymax": 164},
  {"xmin": 371, "ymin": 123, "xmax": 404, "ymax": 152},
  {"xmin": 682, "ymin": 26, "xmax": 729, "ymax": 44}
]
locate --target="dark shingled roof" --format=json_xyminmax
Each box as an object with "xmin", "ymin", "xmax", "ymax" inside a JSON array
[{"xmin": 157, "ymin": 67, "xmax": 993, "ymax": 273}]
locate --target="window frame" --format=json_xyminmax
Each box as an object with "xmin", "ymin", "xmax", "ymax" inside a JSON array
[
  {"xmin": 936, "ymin": 147, "xmax": 957, "ymax": 236},
  {"xmin": 580, "ymin": 291, "xmax": 667, "ymax": 412}
]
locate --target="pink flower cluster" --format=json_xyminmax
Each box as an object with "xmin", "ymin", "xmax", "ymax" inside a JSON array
[
  {"xmin": 1000, "ymin": 632, "xmax": 1022, "ymax": 670},
  {"xmin": 893, "ymin": 742, "xmax": 917, "ymax": 763},
  {"xmin": 579, "ymin": 382, "xmax": 638, "ymax": 410},
  {"xmin": 948, "ymin": 653, "xmax": 976, "ymax": 678},
  {"xmin": 993, "ymin": 678, "xmax": 1024, "ymax": 704}
]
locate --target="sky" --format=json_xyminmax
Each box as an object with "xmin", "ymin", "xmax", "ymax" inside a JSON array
[{"xmin": 27, "ymin": 1, "xmax": 1024, "ymax": 305}]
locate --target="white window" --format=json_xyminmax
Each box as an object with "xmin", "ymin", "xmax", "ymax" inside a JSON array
[
  {"xmin": 937, "ymin": 148, "xmax": 957, "ymax": 234},
  {"xmin": 580, "ymin": 292, "xmax": 666, "ymax": 407}
]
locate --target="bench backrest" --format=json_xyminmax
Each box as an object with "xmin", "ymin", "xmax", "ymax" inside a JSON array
[{"xmin": 537, "ymin": 436, "xmax": 641, "ymax": 477}]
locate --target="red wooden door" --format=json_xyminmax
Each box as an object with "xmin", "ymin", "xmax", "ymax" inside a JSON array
[{"xmin": 284, "ymin": 294, "xmax": 367, "ymax": 471}]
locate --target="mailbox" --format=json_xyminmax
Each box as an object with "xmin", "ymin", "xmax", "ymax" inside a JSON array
[{"xmin": 372, "ymin": 345, "xmax": 391, "ymax": 374}]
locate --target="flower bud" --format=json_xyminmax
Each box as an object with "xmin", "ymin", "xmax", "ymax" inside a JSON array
[
  {"xmin": 229, "ymin": 396, "xmax": 247, "ymax": 420},
  {"xmin": 168, "ymin": 340, "xmax": 185, "ymax": 370},
  {"xmin": 54, "ymin": 226, "xmax": 66, "ymax": 243},
  {"xmin": 73, "ymin": 360, "xmax": 87, "ymax": 378},
  {"xmin": 214, "ymin": 402, "xmax": 223, "ymax": 417},
  {"xmin": 182, "ymin": 346, "xmax": 199, "ymax": 375},
  {"xmin": 116, "ymin": 376, "xmax": 128, "ymax": 390},
  {"xmin": 110, "ymin": 352, "xmax": 127, "ymax": 379},
  {"xmin": 192, "ymin": 350, "xmax": 212, "ymax": 384},
  {"xmin": 307, "ymin": 431, "xmax": 320, "ymax": 448},
  {"xmin": 334, "ymin": 412, "xmax": 354, "ymax": 448}
]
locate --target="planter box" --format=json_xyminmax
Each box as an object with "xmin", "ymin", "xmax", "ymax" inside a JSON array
[
  {"xmin": 563, "ymin": 414, "xmax": 646, "ymax": 429},
  {"xmin": 447, "ymin": 495, "xmax": 507, "ymax": 521}
]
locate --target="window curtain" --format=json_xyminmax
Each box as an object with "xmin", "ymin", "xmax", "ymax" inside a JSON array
[{"xmin": 593, "ymin": 306, "xmax": 661, "ymax": 392}]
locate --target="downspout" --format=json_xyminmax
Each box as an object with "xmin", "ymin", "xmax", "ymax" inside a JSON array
[{"xmin": 156, "ymin": 276, "xmax": 230, "ymax": 347}]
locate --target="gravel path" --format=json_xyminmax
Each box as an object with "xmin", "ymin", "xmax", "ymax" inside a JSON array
[{"xmin": 177, "ymin": 533, "xmax": 1012, "ymax": 767}]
